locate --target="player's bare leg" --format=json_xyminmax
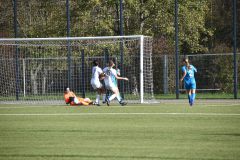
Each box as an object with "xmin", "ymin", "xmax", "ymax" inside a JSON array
[
  {"xmin": 107, "ymin": 87, "xmax": 119, "ymax": 106},
  {"xmin": 94, "ymin": 88, "xmax": 103, "ymax": 106},
  {"xmin": 99, "ymin": 87, "xmax": 106, "ymax": 104},
  {"xmin": 190, "ymin": 89, "xmax": 196, "ymax": 105}
]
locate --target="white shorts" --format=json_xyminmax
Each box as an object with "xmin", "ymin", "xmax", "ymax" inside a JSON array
[
  {"xmin": 73, "ymin": 97, "xmax": 79, "ymax": 104},
  {"xmin": 91, "ymin": 80, "xmax": 102, "ymax": 90},
  {"xmin": 105, "ymin": 84, "xmax": 117, "ymax": 91}
]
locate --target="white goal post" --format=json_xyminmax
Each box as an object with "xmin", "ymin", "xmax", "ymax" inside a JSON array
[{"xmin": 0, "ymin": 35, "xmax": 154, "ymax": 104}]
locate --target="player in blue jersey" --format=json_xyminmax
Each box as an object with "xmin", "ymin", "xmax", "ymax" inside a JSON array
[{"xmin": 180, "ymin": 57, "xmax": 197, "ymax": 106}]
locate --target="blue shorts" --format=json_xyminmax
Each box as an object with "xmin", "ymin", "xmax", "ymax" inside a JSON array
[{"xmin": 184, "ymin": 80, "xmax": 196, "ymax": 90}]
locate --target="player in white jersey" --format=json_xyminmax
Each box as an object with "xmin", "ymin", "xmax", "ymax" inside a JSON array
[
  {"xmin": 103, "ymin": 60, "xmax": 128, "ymax": 106},
  {"xmin": 91, "ymin": 60, "xmax": 106, "ymax": 106}
]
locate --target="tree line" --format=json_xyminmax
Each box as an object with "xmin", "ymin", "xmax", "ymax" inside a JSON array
[{"xmin": 0, "ymin": 0, "xmax": 239, "ymax": 54}]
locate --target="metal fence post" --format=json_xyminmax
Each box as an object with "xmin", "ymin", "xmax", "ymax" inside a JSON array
[
  {"xmin": 175, "ymin": 0, "xmax": 179, "ymax": 99},
  {"xmin": 13, "ymin": 0, "xmax": 20, "ymax": 100},
  {"xmin": 81, "ymin": 49, "xmax": 85, "ymax": 98},
  {"xmin": 233, "ymin": 0, "xmax": 238, "ymax": 99},
  {"xmin": 66, "ymin": 0, "xmax": 72, "ymax": 88},
  {"xmin": 163, "ymin": 55, "xmax": 168, "ymax": 94},
  {"xmin": 119, "ymin": 0, "xmax": 125, "ymax": 99}
]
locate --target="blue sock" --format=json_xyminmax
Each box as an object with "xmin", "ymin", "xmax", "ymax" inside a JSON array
[
  {"xmin": 191, "ymin": 93, "xmax": 196, "ymax": 103},
  {"xmin": 188, "ymin": 95, "xmax": 191, "ymax": 104}
]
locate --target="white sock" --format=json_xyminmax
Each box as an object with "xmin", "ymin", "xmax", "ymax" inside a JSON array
[
  {"xmin": 102, "ymin": 94, "xmax": 106, "ymax": 102},
  {"xmin": 109, "ymin": 94, "xmax": 117, "ymax": 101},
  {"xmin": 116, "ymin": 94, "xmax": 122, "ymax": 102},
  {"xmin": 96, "ymin": 94, "xmax": 100, "ymax": 103}
]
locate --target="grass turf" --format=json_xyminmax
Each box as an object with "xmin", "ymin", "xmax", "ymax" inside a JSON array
[{"xmin": 0, "ymin": 102, "xmax": 240, "ymax": 160}]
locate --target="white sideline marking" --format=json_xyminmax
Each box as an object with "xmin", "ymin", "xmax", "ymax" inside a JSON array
[
  {"xmin": 0, "ymin": 103, "xmax": 239, "ymax": 109},
  {"xmin": 0, "ymin": 113, "xmax": 239, "ymax": 116},
  {"xmin": 0, "ymin": 106, "xmax": 64, "ymax": 109}
]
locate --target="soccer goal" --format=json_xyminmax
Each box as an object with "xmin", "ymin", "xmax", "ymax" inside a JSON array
[{"xmin": 0, "ymin": 35, "xmax": 154, "ymax": 104}]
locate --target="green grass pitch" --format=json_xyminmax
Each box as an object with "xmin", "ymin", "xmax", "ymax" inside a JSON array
[{"xmin": 0, "ymin": 101, "xmax": 240, "ymax": 160}]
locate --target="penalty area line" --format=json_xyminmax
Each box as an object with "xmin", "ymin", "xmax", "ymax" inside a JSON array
[{"xmin": 0, "ymin": 113, "xmax": 239, "ymax": 116}]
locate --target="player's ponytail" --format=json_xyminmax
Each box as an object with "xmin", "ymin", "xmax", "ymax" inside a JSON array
[
  {"xmin": 108, "ymin": 60, "xmax": 114, "ymax": 67},
  {"xmin": 183, "ymin": 57, "xmax": 190, "ymax": 67}
]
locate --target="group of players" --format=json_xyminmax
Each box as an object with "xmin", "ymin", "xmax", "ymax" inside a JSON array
[
  {"xmin": 64, "ymin": 59, "xmax": 128, "ymax": 106},
  {"xmin": 91, "ymin": 59, "xmax": 128, "ymax": 106},
  {"xmin": 64, "ymin": 57, "xmax": 197, "ymax": 107}
]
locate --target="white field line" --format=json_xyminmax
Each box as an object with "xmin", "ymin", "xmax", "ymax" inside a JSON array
[
  {"xmin": 195, "ymin": 104, "xmax": 240, "ymax": 107},
  {"xmin": 0, "ymin": 113, "xmax": 239, "ymax": 116},
  {"xmin": 0, "ymin": 105, "xmax": 65, "ymax": 109},
  {"xmin": 0, "ymin": 103, "xmax": 239, "ymax": 109}
]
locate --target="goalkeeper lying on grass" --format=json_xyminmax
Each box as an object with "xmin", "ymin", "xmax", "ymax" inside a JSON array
[{"xmin": 64, "ymin": 87, "xmax": 93, "ymax": 106}]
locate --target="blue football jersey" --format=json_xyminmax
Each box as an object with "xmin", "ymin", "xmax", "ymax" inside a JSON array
[{"xmin": 182, "ymin": 65, "xmax": 197, "ymax": 82}]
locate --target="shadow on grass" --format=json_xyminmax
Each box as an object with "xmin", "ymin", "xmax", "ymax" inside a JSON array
[
  {"xmin": 0, "ymin": 154, "xmax": 213, "ymax": 160},
  {"xmin": 203, "ymin": 133, "xmax": 240, "ymax": 137}
]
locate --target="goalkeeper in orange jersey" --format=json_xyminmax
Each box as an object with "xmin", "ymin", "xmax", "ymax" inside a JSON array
[{"xmin": 64, "ymin": 87, "xmax": 93, "ymax": 106}]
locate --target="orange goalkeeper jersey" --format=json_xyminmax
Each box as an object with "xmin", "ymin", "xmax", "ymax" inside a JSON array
[
  {"xmin": 64, "ymin": 91, "xmax": 76, "ymax": 104},
  {"xmin": 64, "ymin": 91, "xmax": 92, "ymax": 106}
]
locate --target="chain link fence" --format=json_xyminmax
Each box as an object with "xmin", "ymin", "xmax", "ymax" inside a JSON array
[{"xmin": 0, "ymin": 0, "xmax": 239, "ymax": 100}]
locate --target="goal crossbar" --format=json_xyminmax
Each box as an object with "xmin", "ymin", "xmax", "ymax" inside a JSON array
[{"xmin": 0, "ymin": 35, "xmax": 151, "ymax": 42}]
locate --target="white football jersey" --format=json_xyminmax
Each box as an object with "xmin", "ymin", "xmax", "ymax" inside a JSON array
[
  {"xmin": 103, "ymin": 67, "xmax": 117, "ymax": 88},
  {"xmin": 91, "ymin": 66, "xmax": 103, "ymax": 82},
  {"xmin": 91, "ymin": 66, "xmax": 103, "ymax": 89}
]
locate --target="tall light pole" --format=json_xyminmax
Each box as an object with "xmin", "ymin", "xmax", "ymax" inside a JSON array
[{"xmin": 233, "ymin": 0, "xmax": 238, "ymax": 99}]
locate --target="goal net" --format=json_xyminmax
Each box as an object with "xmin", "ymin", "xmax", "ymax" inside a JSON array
[{"xmin": 0, "ymin": 36, "xmax": 154, "ymax": 104}]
